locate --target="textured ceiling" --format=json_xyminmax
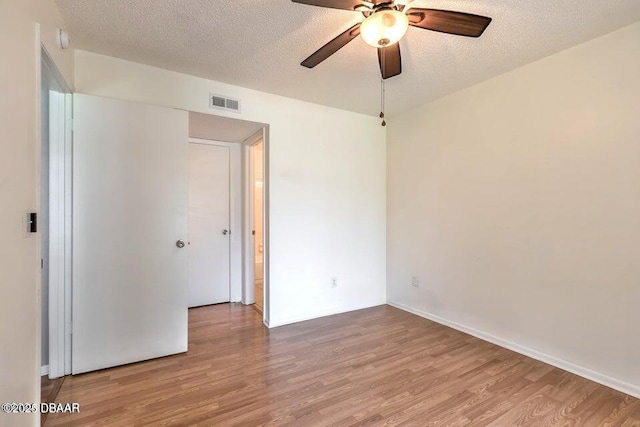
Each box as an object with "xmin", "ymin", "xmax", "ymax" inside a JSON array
[{"xmin": 57, "ymin": 0, "xmax": 640, "ymax": 116}]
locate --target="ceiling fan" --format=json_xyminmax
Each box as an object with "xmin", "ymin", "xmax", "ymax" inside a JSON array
[{"xmin": 293, "ymin": 0, "xmax": 492, "ymax": 79}]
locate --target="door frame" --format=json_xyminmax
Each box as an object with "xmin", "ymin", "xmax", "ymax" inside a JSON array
[
  {"xmin": 242, "ymin": 128, "xmax": 269, "ymax": 325},
  {"xmin": 41, "ymin": 46, "xmax": 73, "ymax": 379},
  {"xmin": 188, "ymin": 138, "xmax": 243, "ymax": 302}
]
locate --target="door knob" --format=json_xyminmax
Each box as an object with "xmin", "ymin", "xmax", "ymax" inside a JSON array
[
  {"xmin": 222, "ymin": 229, "xmax": 230, "ymax": 235},
  {"xmin": 176, "ymin": 240, "xmax": 186, "ymax": 248}
]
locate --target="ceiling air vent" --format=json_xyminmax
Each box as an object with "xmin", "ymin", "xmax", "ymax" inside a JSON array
[{"xmin": 209, "ymin": 93, "xmax": 241, "ymax": 113}]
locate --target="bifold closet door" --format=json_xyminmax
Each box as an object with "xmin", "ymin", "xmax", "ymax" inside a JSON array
[{"xmin": 72, "ymin": 94, "xmax": 189, "ymax": 374}]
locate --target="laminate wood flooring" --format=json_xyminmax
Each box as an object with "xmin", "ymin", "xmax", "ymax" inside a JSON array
[
  {"xmin": 41, "ymin": 375, "xmax": 65, "ymax": 425},
  {"xmin": 46, "ymin": 304, "xmax": 639, "ymax": 426}
]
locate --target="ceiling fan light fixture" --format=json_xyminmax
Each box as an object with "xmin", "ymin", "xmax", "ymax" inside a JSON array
[{"xmin": 360, "ymin": 9, "xmax": 409, "ymax": 48}]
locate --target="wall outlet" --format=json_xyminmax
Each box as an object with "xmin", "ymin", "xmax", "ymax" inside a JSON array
[
  {"xmin": 331, "ymin": 277, "xmax": 338, "ymax": 288},
  {"xmin": 411, "ymin": 276, "xmax": 420, "ymax": 288}
]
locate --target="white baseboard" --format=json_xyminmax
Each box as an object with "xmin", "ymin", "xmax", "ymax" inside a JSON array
[
  {"xmin": 388, "ymin": 301, "xmax": 640, "ymax": 399},
  {"xmin": 41, "ymin": 365, "xmax": 49, "ymax": 376},
  {"xmin": 267, "ymin": 301, "xmax": 386, "ymax": 329}
]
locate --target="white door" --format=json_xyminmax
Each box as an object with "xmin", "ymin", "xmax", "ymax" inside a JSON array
[
  {"xmin": 72, "ymin": 94, "xmax": 189, "ymax": 374},
  {"xmin": 188, "ymin": 143, "xmax": 231, "ymax": 307}
]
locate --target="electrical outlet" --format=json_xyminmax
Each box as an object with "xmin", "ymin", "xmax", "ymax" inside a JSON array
[
  {"xmin": 331, "ymin": 277, "xmax": 338, "ymax": 288},
  {"xmin": 411, "ymin": 276, "xmax": 420, "ymax": 288}
]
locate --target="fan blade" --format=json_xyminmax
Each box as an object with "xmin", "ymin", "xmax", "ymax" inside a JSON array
[
  {"xmin": 378, "ymin": 43, "xmax": 402, "ymax": 79},
  {"xmin": 406, "ymin": 9, "xmax": 492, "ymax": 37},
  {"xmin": 301, "ymin": 23, "xmax": 361, "ymax": 68},
  {"xmin": 292, "ymin": 0, "xmax": 367, "ymax": 11}
]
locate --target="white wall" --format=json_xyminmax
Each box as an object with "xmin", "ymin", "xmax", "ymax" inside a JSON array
[
  {"xmin": 0, "ymin": 0, "xmax": 74, "ymax": 425},
  {"xmin": 74, "ymin": 50, "xmax": 387, "ymax": 327},
  {"xmin": 387, "ymin": 22, "xmax": 640, "ymax": 397}
]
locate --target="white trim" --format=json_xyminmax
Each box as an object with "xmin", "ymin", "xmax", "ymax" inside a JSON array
[
  {"xmin": 243, "ymin": 129, "xmax": 263, "ymax": 146},
  {"xmin": 48, "ymin": 90, "xmax": 73, "ymax": 379},
  {"xmin": 63, "ymin": 94, "xmax": 73, "ymax": 375},
  {"xmin": 48, "ymin": 90, "xmax": 64, "ymax": 378},
  {"xmin": 41, "ymin": 365, "xmax": 49, "ymax": 377},
  {"xmin": 241, "ymin": 129, "xmax": 269, "ymax": 325},
  {"xmin": 41, "ymin": 47, "xmax": 71, "ymax": 93},
  {"xmin": 243, "ymin": 143, "xmax": 255, "ymax": 306},
  {"xmin": 188, "ymin": 138, "xmax": 242, "ymax": 302},
  {"xmin": 35, "ymin": 24, "xmax": 43, "ymax": 405},
  {"xmin": 262, "ymin": 127, "xmax": 270, "ymax": 326},
  {"xmin": 42, "ymin": 46, "xmax": 73, "ymax": 381},
  {"xmin": 387, "ymin": 301, "xmax": 640, "ymax": 399},
  {"xmin": 268, "ymin": 302, "xmax": 387, "ymax": 329},
  {"xmin": 189, "ymin": 137, "xmax": 236, "ymax": 147}
]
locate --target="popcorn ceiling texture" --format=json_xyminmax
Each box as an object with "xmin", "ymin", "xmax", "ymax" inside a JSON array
[{"xmin": 56, "ymin": 0, "xmax": 640, "ymax": 116}]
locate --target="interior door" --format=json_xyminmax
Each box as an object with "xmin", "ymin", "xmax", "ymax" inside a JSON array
[
  {"xmin": 188, "ymin": 143, "xmax": 231, "ymax": 307},
  {"xmin": 72, "ymin": 94, "xmax": 189, "ymax": 374}
]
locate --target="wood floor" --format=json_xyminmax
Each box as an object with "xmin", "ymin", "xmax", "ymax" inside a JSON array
[
  {"xmin": 41, "ymin": 375, "xmax": 65, "ymax": 425},
  {"xmin": 46, "ymin": 304, "xmax": 639, "ymax": 426},
  {"xmin": 255, "ymin": 279, "xmax": 264, "ymax": 313}
]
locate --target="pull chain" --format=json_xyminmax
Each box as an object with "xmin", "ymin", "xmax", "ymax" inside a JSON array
[
  {"xmin": 379, "ymin": 46, "xmax": 386, "ymax": 127},
  {"xmin": 380, "ymin": 78, "xmax": 386, "ymax": 127}
]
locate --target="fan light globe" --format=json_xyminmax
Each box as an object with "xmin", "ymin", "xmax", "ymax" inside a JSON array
[{"xmin": 360, "ymin": 9, "xmax": 409, "ymax": 48}]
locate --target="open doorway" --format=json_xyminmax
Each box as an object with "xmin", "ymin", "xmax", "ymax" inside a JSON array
[
  {"xmin": 249, "ymin": 138, "xmax": 264, "ymax": 314},
  {"xmin": 188, "ymin": 112, "xmax": 268, "ymax": 320},
  {"xmin": 44, "ymin": 103, "xmax": 270, "ymax": 390}
]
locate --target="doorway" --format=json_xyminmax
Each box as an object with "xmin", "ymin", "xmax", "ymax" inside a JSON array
[
  {"xmin": 250, "ymin": 139, "xmax": 265, "ymax": 313},
  {"xmin": 49, "ymin": 102, "xmax": 270, "ymax": 378},
  {"xmin": 188, "ymin": 112, "xmax": 267, "ymax": 313}
]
